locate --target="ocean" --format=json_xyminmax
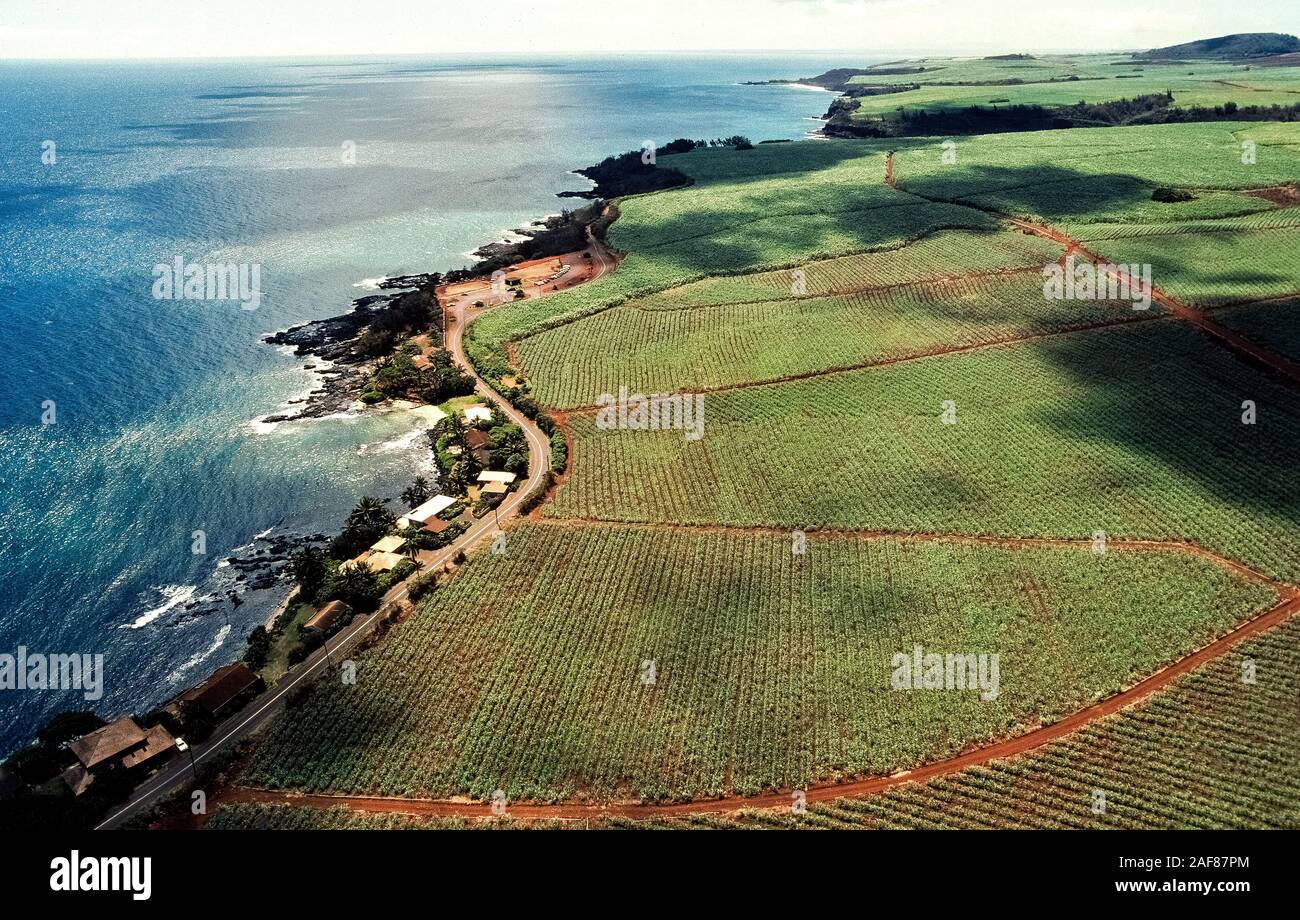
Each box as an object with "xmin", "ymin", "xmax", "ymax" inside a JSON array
[{"xmin": 0, "ymin": 52, "xmax": 859, "ymax": 756}]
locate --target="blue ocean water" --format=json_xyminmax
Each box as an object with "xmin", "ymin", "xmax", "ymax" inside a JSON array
[{"xmin": 0, "ymin": 53, "xmax": 858, "ymax": 755}]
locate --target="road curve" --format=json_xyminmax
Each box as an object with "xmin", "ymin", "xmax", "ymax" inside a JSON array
[{"xmin": 97, "ymin": 289, "xmax": 550, "ymax": 830}]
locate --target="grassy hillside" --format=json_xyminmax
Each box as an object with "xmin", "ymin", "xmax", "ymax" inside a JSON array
[{"xmin": 830, "ymin": 50, "xmax": 1300, "ymax": 133}]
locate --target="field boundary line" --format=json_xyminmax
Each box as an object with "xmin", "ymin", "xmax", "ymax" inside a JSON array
[
  {"xmin": 526, "ymin": 518, "xmax": 1295, "ymax": 590},
  {"xmin": 216, "ymin": 592, "xmax": 1300, "ymax": 823},
  {"xmin": 1009, "ymin": 218, "xmax": 1300, "ymax": 387},
  {"xmin": 554, "ymin": 311, "xmax": 1171, "ymax": 412}
]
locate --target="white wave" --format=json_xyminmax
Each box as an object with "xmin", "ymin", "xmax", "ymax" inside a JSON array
[
  {"xmin": 360, "ymin": 428, "xmax": 425, "ymax": 456},
  {"xmin": 244, "ymin": 355, "xmax": 337, "ymax": 434},
  {"xmin": 123, "ymin": 584, "xmax": 197, "ymax": 629},
  {"xmin": 245, "ymin": 417, "xmax": 282, "ymax": 435},
  {"xmin": 166, "ymin": 623, "xmax": 233, "ymax": 683},
  {"xmin": 354, "ymin": 276, "xmax": 389, "ymax": 290}
]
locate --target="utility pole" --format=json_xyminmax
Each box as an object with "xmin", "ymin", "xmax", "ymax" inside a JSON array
[{"xmin": 182, "ymin": 739, "xmax": 198, "ymax": 784}]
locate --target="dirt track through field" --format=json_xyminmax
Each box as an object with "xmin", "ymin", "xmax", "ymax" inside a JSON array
[
  {"xmin": 211, "ymin": 182, "xmax": 1300, "ymax": 828},
  {"xmin": 1011, "ymin": 220, "xmax": 1300, "ymax": 387},
  {"xmin": 218, "ymin": 527, "xmax": 1299, "ymax": 824}
]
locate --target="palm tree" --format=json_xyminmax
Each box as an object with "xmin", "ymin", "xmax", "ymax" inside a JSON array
[{"xmin": 402, "ymin": 477, "xmax": 432, "ymax": 509}]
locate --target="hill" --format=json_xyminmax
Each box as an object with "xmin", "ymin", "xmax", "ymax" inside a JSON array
[{"xmin": 1134, "ymin": 32, "xmax": 1300, "ymax": 60}]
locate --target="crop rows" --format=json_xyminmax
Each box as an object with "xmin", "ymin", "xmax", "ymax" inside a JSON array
[
  {"xmin": 628, "ymin": 229, "xmax": 1063, "ymax": 311},
  {"xmin": 891, "ymin": 123, "xmax": 1300, "ymax": 225},
  {"xmin": 549, "ymin": 321, "xmax": 1300, "ymax": 582},
  {"xmin": 1081, "ymin": 226, "xmax": 1300, "ymax": 308},
  {"xmin": 1063, "ymin": 208, "xmax": 1300, "ymax": 241},
  {"xmin": 1217, "ymin": 299, "xmax": 1300, "ymax": 364},
  {"xmin": 647, "ymin": 614, "xmax": 1300, "ymax": 829},
  {"xmin": 239, "ymin": 522, "xmax": 1271, "ymax": 802},
  {"xmin": 518, "ymin": 271, "xmax": 1153, "ymax": 408}
]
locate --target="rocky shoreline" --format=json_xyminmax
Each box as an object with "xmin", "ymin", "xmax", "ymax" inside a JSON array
[
  {"xmin": 257, "ymin": 140, "xmax": 684, "ymax": 422},
  {"xmin": 261, "ymin": 274, "xmax": 436, "ymax": 422}
]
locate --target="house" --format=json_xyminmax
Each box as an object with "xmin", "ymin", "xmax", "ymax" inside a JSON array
[
  {"xmin": 340, "ymin": 552, "xmax": 371, "ymax": 573},
  {"xmin": 398, "ymin": 494, "xmax": 457, "ymax": 530},
  {"xmin": 423, "ymin": 517, "xmax": 451, "ymax": 535},
  {"xmin": 369, "ymin": 534, "xmax": 408, "ymax": 555},
  {"xmin": 304, "ymin": 599, "xmax": 353, "ymax": 633},
  {"xmin": 477, "ymin": 470, "xmax": 517, "ymax": 485},
  {"xmin": 60, "ymin": 763, "xmax": 95, "ymax": 797},
  {"xmin": 412, "ymin": 354, "xmax": 432, "ymax": 371},
  {"xmin": 481, "ymin": 480, "xmax": 509, "ymax": 496},
  {"xmin": 68, "ymin": 718, "xmax": 149, "ymax": 772},
  {"xmin": 366, "ymin": 551, "xmax": 408, "ymax": 573},
  {"xmin": 121, "ymin": 724, "xmax": 181, "ymax": 770},
  {"xmin": 178, "ymin": 662, "xmax": 263, "ymax": 720},
  {"xmin": 63, "ymin": 717, "xmax": 178, "ymax": 796},
  {"xmin": 463, "ymin": 405, "xmax": 493, "ymax": 424},
  {"xmin": 465, "ymin": 429, "xmax": 492, "ymax": 465}
]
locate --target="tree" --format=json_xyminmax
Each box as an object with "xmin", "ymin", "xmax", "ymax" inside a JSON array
[
  {"xmin": 243, "ymin": 625, "xmax": 271, "ymax": 669},
  {"xmin": 36, "ymin": 711, "xmax": 105, "ymax": 750},
  {"xmin": 330, "ymin": 496, "xmax": 396, "ymax": 560},
  {"xmin": 290, "ymin": 545, "xmax": 328, "ymax": 599},
  {"xmin": 401, "ymin": 477, "xmax": 433, "ymax": 509},
  {"xmin": 320, "ymin": 565, "xmax": 384, "ymax": 612}
]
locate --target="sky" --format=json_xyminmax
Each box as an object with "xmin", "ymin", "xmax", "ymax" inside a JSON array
[{"xmin": 0, "ymin": 0, "xmax": 1295, "ymax": 59}]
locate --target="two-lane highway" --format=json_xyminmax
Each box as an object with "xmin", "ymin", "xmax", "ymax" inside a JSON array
[{"xmin": 97, "ymin": 290, "xmax": 551, "ymax": 830}]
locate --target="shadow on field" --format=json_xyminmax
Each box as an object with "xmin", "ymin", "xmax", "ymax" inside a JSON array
[{"xmin": 624, "ymin": 144, "xmax": 1300, "ymax": 529}]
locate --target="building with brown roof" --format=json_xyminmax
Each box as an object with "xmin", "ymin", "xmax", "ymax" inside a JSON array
[
  {"xmin": 68, "ymin": 717, "xmax": 147, "ymax": 771},
  {"xmin": 304, "ymin": 599, "xmax": 353, "ymax": 633},
  {"xmin": 465, "ymin": 429, "xmax": 492, "ymax": 465},
  {"xmin": 178, "ymin": 662, "xmax": 262, "ymax": 719},
  {"xmin": 63, "ymin": 716, "xmax": 178, "ymax": 796},
  {"xmin": 121, "ymin": 724, "xmax": 179, "ymax": 771}
]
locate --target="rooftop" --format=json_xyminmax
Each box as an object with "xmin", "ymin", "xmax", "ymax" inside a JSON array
[
  {"xmin": 179, "ymin": 662, "xmax": 261, "ymax": 714},
  {"xmin": 477, "ymin": 470, "xmax": 517, "ymax": 484},
  {"xmin": 370, "ymin": 534, "xmax": 408, "ymax": 554},
  {"xmin": 68, "ymin": 718, "xmax": 146, "ymax": 770},
  {"xmin": 121, "ymin": 723, "xmax": 177, "ymax": 770},
  {"xmin": 305, "ymin": 599, "xmax": 353, "ymax": 632}
]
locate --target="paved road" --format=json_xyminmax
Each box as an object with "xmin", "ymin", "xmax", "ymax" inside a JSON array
[{"xmin": 97, "ymin": 292, "xmax": 550, "ymax": 830}]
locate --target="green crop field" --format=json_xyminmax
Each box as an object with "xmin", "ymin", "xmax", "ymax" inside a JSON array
[
  {"xmin": 1076, "ymin": 226, "xmax": 1300, "ymax": 308},
  {"xmin": 1217, "ymin": 298, "xmax": 1300, "ymax": 361},
  {"xmin": 240, "ymin": 522, "xmax": 1273, "ymax": 803},
  {"xmin": 621, "ymin": 614, "xmax": 1300, "ymax": 829},
  {"xmin": 549, "ymin": 321, "xmax": 1300, "ymax": 582},
  {"xmin": 471, "ymin": 122, "xmax": 1300, "ymax": 380},
  {"xmin": 839, "ymin": 53, "xmax": 1300, "ymax": 119},
  {"xmin": 630, "ymin": 228, "xmax": 1063, "ymax": 309},
  {"xmin": 517, "ymin": 271, "xmax": 1158, "ymax": 408},
  {"xmin": 211, "ymin": 609, "xmax": 1300, "ymax": 830},
  {"xmin": 237, "ymin": 68, "xmax": 1300, "ymax": 820}
]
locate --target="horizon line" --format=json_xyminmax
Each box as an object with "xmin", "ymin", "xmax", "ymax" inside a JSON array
[{"xmin": 0, "ymin": 45, "xmax": 1159, "ymax": 64}]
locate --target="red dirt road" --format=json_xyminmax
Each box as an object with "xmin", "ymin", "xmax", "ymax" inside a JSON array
[
  {"xmin": 1011, "ymin": 218, "xmax": 1300, "ymax": 387},
  {"xmin": 219, "ymin": 530, "xmax": 1299, "ymax": 823}
]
